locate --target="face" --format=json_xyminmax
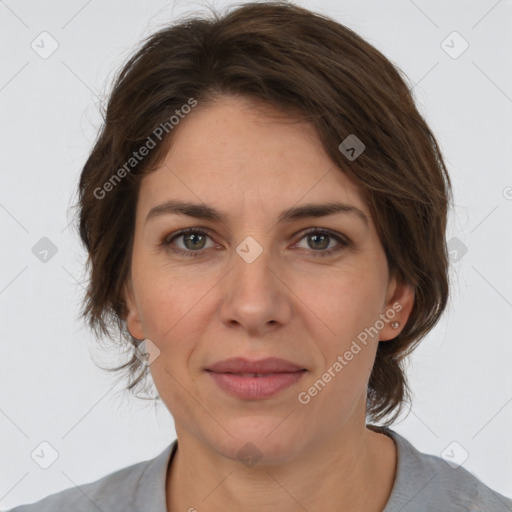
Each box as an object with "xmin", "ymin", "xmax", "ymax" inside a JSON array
[{"xmin": 125, "ymin": 96, "xmax": 414, "ymax": 463}]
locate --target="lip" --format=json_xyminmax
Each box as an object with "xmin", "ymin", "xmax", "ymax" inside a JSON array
[
  {"xmin": 206, "ymin": 357, "xmax": 305, "ymax": 374},
  {"xmin": 205, "ymin": 357, "xmax": 307, "ymax": 399}
]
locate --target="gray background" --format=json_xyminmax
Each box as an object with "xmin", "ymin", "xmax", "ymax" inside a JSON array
[{"xmin": 1, "ymin": 0, "xmax": 511, "ymax": 508}]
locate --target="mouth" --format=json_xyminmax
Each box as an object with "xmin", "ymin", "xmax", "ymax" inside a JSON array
[
  {"xmin": 205, "ymin": 358, "xmax": 307, "ymax": 399},
  {"xmin": 206, "ymin": 357, "xmax": 306, "ymax": 374},
  {"xmin": 216, "ymin": 372, "xmax": 299, "ymax": 377}
]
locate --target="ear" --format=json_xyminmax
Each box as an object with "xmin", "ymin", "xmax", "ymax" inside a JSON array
[
  {"xmin": 124, "ymin": 275, "xmax": 145, "ymax": 340},
  {"xmin": 379, "ymin": 274, "xmax": 415, "ymax": 342}
]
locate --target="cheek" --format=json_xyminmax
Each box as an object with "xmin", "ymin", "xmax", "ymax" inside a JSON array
[
  {"xmin": 298, "ymin": 264, "xmax": 385, "ymax": 344},
  {"xmin": 137, "ymin": 279, "xmax": 200, "ymax": 342},
  {"xmin": 136, "ymin": 274, "xmax": 208, "ymax": 417},
  {"xmin": 131, "ymin": 245, "xmax": 200, "ymax": 334},
  {"xmin": 133, "ymin": 262, "xmax": 220, "ymax": 378},
  {"xmin": 296, "ymin": 266, "xmax": 383, "ymax": 398}
]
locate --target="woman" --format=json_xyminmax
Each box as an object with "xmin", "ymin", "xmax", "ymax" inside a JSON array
[{"xmin": 7, "ymin": 1, "xmax": 511, "ymax": 511}]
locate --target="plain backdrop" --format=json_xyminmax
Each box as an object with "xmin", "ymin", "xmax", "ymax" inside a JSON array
[{"xmin": 1, "ymin": 0, "xmax": 511, "ymax": 508}]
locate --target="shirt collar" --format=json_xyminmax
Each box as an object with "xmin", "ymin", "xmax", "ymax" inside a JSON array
[{"xmin": 133, "ymin": 439, "xmax": 178, "ymax": 511}]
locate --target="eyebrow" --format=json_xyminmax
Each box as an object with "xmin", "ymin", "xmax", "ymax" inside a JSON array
[{"xmin": 145, "ymin": 199, "xmax": 369, "ymax": 227}]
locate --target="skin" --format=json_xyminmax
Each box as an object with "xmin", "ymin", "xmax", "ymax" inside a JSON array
[{"xmin": 124, "ymin": 95, "xmax": 415, "ymax": 512}]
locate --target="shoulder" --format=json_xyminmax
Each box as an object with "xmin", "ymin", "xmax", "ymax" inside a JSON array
[
  {"xmin": 382, "ymin": 427, "xmax": 512, "ymax": 512},
  {"xmin": 4, "ymin": 441, "xmax": 176, "ymax": 512}
]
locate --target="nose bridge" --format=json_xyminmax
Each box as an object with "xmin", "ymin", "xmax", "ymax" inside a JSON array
[
  {"xmin": 231, "ymin": 233, "xmax": 275, "ymax": 294},
  {"xmin": 219, "ymin": 233, "xmax": 290, "ymax": 332}
]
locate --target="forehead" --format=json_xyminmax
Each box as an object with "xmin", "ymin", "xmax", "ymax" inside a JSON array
[{"xmin": 137, "ymin": 96, "xmax": 369, "ymax": 220}]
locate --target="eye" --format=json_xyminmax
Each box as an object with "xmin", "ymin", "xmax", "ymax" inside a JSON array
[
  {"xmin": 162, "ymin": 228, "xmax": 215, "ymax": 257},
  {"xmin": 161, "ymin": 227, "xmax": 350, "ymax": 258},
  {"xmin": 294, "ymin": 228, "xmax": 350, "ymax": 257}
]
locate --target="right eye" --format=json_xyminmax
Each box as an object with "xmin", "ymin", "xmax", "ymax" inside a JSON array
[{"xmin": 161, "ymin": 228, "xmax": 216, "ymax": 257}]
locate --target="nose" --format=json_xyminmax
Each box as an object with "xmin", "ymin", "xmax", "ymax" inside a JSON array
[{"xmin": 219, "ymin": 240, "xmax": 292, "ymax": 337}]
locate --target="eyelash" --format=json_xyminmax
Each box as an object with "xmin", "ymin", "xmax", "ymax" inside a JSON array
[{"xmin": 161, "ymin": 227, "xmax": 350, "ymax": 258}]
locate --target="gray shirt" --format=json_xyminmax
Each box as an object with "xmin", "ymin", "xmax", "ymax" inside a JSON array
[{"xmin": 5, "ymin": 427, "xmax": 512, "ymax": 511}]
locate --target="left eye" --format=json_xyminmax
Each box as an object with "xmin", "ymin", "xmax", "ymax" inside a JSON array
[{"xmin": 294, "ymin": 229, "xmax": 349, "ymax": 257}]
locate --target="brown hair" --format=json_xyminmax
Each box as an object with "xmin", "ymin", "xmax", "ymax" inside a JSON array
[{"xmin": 77, "ymin": 1, "xmax": 452, "ymax": 425}]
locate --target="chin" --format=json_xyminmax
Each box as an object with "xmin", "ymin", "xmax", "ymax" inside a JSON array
[{"xmin": 202, "ymin": 416, "xmax": 305, "ymax": 466}]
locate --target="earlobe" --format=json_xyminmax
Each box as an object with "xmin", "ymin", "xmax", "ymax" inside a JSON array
[
  {"xmin": 123, "ymin": 279, "xmax": 145, "ymax": 340},
  {"xmin": 379, "ymin": 278, "xmax": 415, "ymax": 342}
]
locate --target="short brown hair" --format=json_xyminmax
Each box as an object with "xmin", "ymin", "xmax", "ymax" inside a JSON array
[{"xmin": 77, "ymin": 1, "xmax": 452, "ymax": 425}]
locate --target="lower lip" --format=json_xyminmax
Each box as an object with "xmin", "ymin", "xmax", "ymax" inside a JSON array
[{"xmin": 207, "ymin": 371, "xmax": 306, "ymax": 399}]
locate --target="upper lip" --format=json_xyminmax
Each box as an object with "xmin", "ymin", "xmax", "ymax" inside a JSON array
[{"xmin": 206, "ymin": 357, "xmax": 306, "ymax": 374}]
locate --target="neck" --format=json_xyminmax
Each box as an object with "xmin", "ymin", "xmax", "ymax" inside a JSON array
[{"xmin": 166, "ymin": 423, "xmax": 397, "ymax": 512}]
